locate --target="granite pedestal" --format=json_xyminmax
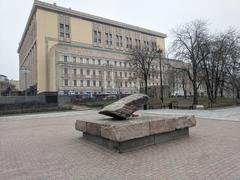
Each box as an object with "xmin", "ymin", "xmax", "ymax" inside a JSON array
[{"xmin": 75, "ymin": 114, "xmax": 196, "ymax": 153}]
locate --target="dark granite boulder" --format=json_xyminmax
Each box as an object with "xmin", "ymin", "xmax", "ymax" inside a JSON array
[{"xmin": 98, "ymin": 93, "xmax": 149, "ymax": 120}]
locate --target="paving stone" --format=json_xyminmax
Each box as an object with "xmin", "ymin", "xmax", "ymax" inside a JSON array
[{"xmin": 1, "ymin": 109, "xmax": 240, "ymax": 179}]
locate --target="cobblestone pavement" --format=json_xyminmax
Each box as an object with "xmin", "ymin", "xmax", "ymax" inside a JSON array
[{"xmin": 1, "ymin": 109, "xmax": 240, "ymax": 180}]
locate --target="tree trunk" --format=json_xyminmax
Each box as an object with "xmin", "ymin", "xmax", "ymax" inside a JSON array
[
  {"xmin": 193, "ymin": 87, "xmax": 198, "ymax": 105},
  {"xmin": 220, "ymin": 82, "xmax": 224, "ymax": 98},
  {"xmin": 192, "ymin": 79, "xmax": 198, "ymax": 105},
  {"xmin": 236, "ymin": 88, "xmax": 240, "ymax": 99},
  {"xmin": 192, "ymin": 63, "xmax": 198, "ymax": 105},
  {"xmin": 144, "ymin": 78, "xmax": 148, "ymax": 110}
]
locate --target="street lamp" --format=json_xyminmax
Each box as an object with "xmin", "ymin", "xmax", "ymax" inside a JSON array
[
  {"xmin": 20, "ymin": 66, "xmax": 29, "ymax": 97},
  {"xmin": 157, "ymin": 48, "xmax": 164, "ymax": 103}
]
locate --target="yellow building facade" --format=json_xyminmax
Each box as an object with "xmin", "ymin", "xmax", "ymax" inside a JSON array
[{"xmin": 18, "ymin": 0, "xmax": 166, "ymax": 95}]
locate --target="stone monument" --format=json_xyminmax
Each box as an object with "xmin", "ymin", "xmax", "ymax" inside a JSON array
[{"xmin": 76, "ymin": 93, "xmax": 196, "ymax": 153}]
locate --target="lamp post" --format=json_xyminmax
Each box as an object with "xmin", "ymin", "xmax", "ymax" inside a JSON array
[
  {"xmin": 20, "ymin": 66, "xmax": 29, "ymax": 97},
  {"xmin": 157, "ymin": 49, "xmax": 164, "ymax": 103}
]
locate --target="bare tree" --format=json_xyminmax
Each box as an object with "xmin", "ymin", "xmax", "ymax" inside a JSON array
[
  {"xmin": 171, "ymin": 20, "xmax": 209, "ymax": 105},
  {"xmin": 223, "ymin": 30, "xmax": 240, "ymax": 100},
  {"xmin": 200, "ymin": 29, "xmax": 240, "ymax": 105},
  {"xmin": 128, "ymin": 47, "xmax": 158, "ymax": 109}
]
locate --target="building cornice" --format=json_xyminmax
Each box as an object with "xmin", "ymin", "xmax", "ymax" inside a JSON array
[{"xmin": 18, "ymin": 0, "xmax": 167, "ymax": 53}]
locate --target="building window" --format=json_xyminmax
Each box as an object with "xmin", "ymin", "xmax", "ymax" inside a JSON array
[
  {"xmin": 94, "ymin": 31, "xmax": 97, "ymax": 43},
  {"xmin": 93, "ymin": 81, "xmax": 96, "ymax": 87},
  {"xmin": 80, "ymin": 80, "xmax": 84, "ymax": 87},
  {"xmin": 146, "ymin": 41, "xmax": 149, "ymax": 50},
  {"xmin": 107, "ymin": 81, "xmax": 110, "ymax": 87},
  {"xmin": 114, "ymin": 61, "xmax": 117, "ymax": 66},
  {"xmin": 107, "ymin": 60, "xmax": 109, "ymax": 66},
  {"xmin": 59, "ymin": 24, "xmax": 64, "ymax": 37},
  {"xmin": 120, "ymin": 72, "xmax": 122, "ymax": 77},
  {"xmin": 109, "ymin": 34, "xmax": 113, "ymax": 45},
  {"xmin": 125, "ymin": 82, "xmax": 128, "ymax": 87},
  {"xmin": 64, "ymin": 56, "xmax": 67, "ymax": 62},
  {"xmin": 59, "ymin": 23, "xmax": 70, "ymax": 38},
  {"xmin": 65, "ymin": 25, "xmax": 70, "ymax": 38},
  {"xmin": 86, "ymin": 58, "xmax": 89, "ymax": 64},
  {"xmin": 87, "ymin": 69, "xmax": 90, "ymax": 75},
  {"xmin": 73, "ymin": 57, "xmax": 76, "ymax": 63},
  {"xmin": 93, "ymin": 31, "xmax": 102, "ymax": 43},
  {"xmin": 92, "ymin": 59, "xmax": 95, "ymax": 64},
  {"xmin": 80, "ymin": 69, "xmax": 83, "ymax": 75},
  {"xmin": 80, "ymin": 57, "xmax": 83, "ymax": 63},
  {"xmin": 74, "ymin": 80, "xmax": 77, "ymax": 86},
  {"xmin": 98, "ymin": 59, "xmax": 101, "ymax": 65},
  {"xmin": 119, "ymin": 36, "xmax": 123, "ymax": 47},
  {"xmin": 125, "ymin": 72, "xmax": 127, "ymax": 78},
  {"xmin": 116, "ymin": 35, "xmax": 119, "ymax": 47},
  {"xmin": 105, "ymin": 33, "xmax": 109, "ymax": 45},
  {"xmin": 105, "ymin": 33, "xmax": 113, "ymax": 46},
  {"xmin": 99, "ymin": 81, "xmax": 102, "ymax": 87},
  {"xmin": 129, "ymin": 38, "xmax": 132, "ymax": 49},
  {"xmin": 98, "ymin": 31, "xmax": 101, "ymax": 43},
  {"xmin": 119, "ymin": 62, "xmax": 122, "ymax": 67},
  {"xmin": 64, "ymin": 79, "xmax": 68, "ymax": 86},
  {"xmin": 126, "ymin": 37, "xmax": 129, "ymax": 48},
  {"xmin": 93, "ymin": 70, "xmax": 96, "ymax": 77},
  {"xmin": 87, "ymin": 80, "xmax": 90, "ymax": 87},
  {"xmin": 64, "ymin": 68, "xmax": 68, "ymax": 74},
  {"xmin": 107, "ymin": 71, "xmax": 111, "ymax": 77},
  {"xmin": 144, "ymin": 41, "xmax": 147, "ymax": 49},
  {"xmin": 99, "ymin": 70, "xmax": 102, "ymax": 75},
  {"xmin": 126, "ymin": 37, "xmax": 132, "ymax": 48},
  {"xmin": 135, "ymin": 39, "xmax": 141, "ymax": 49},
  {"xmin": 73, "ymin": 69, "xmax": 77, "ymax": 75},
  {"xmin": 151, "ymin": 42, "xmax": 157, "ymax": 50},
  {"xmin": 115, "ymin": 72, "xmax": 117, "ymax": 77}
]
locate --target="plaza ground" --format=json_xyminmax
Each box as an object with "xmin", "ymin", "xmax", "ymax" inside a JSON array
[{"xmin": 1, "ymin": 107, "xmax": 240, "ymax": 179}]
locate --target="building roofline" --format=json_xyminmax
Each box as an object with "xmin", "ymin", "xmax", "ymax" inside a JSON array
[{"xmin": 18, "ymin": 0, "xmax": 167, "ymax": 53}]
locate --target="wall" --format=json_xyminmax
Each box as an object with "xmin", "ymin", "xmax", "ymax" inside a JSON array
[
  {"xmin": 71, "ymin": 17, "xmax": 92, "ymax": 45},
  {"xmin": 156, "ymin": 37, "xmax": 165, "ymax": 51},
  {"xmin": 0, "ymin": 96, "xmax": 45, "ymax": 105},
  {"xmin": 36, "ymin": 9, "xmax": 58, "ymax": 93}
]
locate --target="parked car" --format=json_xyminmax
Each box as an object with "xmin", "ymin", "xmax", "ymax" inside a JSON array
[{"xmin": 103, "ymin": 95, "xmax": 117, "ymax": 100}]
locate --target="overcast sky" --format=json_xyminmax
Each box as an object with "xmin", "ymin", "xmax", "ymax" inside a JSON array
[{"xmin": 0, "ymin": 0, "xmax": 240, "ymax": 80}]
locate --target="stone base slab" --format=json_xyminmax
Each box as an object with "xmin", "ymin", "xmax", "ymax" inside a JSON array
[
  {"xmin": 76, "ymin": 113, "xmax": 196, "ymax": 152},
  {"xmin": 83, "ymin": 128, "xmax": 189, "ymax": 153}
]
